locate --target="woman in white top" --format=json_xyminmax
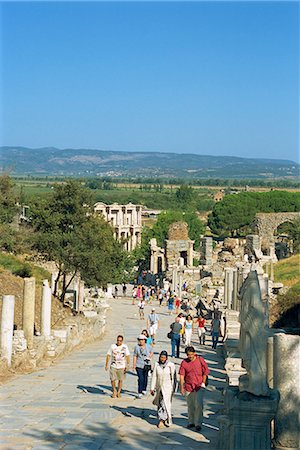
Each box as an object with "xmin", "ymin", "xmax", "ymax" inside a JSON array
[
  {"xmin": 178, "ymin": 313, "xmax": 186, "ymax": 344},
  {"xmin": 150, "ymin": 351, "xmax": 176, "ymax": 428},
  {"xmin": 184, "ymin": 314, "xmax": 194, "ymax": 346}
]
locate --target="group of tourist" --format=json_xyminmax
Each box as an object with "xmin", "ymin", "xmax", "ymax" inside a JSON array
[
  {"xmin": 105, "ymin": 289, "xmax": 213, "ymax": 431},
  {"xmin": 106, "ymin": 331, "xmax": 209, "ymax": 431}
]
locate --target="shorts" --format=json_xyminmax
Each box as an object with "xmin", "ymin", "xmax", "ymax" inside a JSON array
[
  {"xmin": 149, "ymin": 323, "xmax": 158, "ymax": 335},
  {"xmin": 110, "ymin": 367, "xmax": 125, "ymax": 382}
]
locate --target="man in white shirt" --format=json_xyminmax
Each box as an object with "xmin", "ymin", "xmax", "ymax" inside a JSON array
[
  {"xmin": 147, "ymin": 308, "xmax": 160, "ymax": 344},
  {"xmin": 105, "ymin": 335, "xmax": 130, "ymax": 398}
]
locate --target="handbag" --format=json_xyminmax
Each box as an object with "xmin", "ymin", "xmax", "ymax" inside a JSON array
[{"xmin": 167, "ymin": 331, "xmax": 174, "ymax": 339}]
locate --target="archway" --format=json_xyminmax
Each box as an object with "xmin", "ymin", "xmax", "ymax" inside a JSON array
[
  {"xmin": 274, "ymin": 221, "xmax": 296, "ymax": 260},
  {"xmin": 254, "ymin": 212, "xmax": 300, "ymax": 260}
]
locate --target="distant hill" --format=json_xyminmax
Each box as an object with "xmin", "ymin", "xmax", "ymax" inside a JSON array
[{"xmin": 0, "ymin": 146, "xmax": 299, "ymax": 179}]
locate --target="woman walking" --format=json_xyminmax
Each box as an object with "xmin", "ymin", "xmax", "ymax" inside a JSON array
[
  {"xmin": 150, "ymin": 351, "xmax": 176, "ymax": 428},
  {"xmin": 196, "ymin": 314, "xmax": 206, "ymax": 345},
  {"xmin": 138, "ymin": 298, "xmax": 145, "ymax": 320},
  {"xmin": 184, "ymin": 314, "xmax": 194, "ymax": 346},
  {"xmin": 167, "ymin": 294, "xmax": 175, "ymax": 315},
  {"xmin": 141, "ymin": 329, "xmax": 153, "ymax": 347},
  {"xmin": 133, "ymin": 335, "xmax": 153, "ymax": 398}
]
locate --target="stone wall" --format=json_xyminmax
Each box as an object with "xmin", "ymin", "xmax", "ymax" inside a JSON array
[
  {"xmin": 168, "ymin": 221, "xmax": 189, "ymax": 240},
  {"xmin": 0, "ymin": 299, "xmax": 108, "ymax": 376}
]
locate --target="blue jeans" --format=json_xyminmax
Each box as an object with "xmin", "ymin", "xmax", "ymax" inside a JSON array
[
  {"xmin": 136, "ymin": 367, "xmax": 149, "ymax": 393},
  {"xmin": 212, "ymin": 332, "xmax": 219, "ymax": 349},
  {"xmin": 171, "ymin": 333, "xmax": 180, "ymax": 357}
]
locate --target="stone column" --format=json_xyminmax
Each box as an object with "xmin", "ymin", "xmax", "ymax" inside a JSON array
[
  {"xmin": 41, "ymin": 280, "xmax": 52, "ymax": 338},
  {"xmin": 78, "ymin": 281, "xmax": 85, "ymax": 311},
  {"xmin": 23, "ymin": 277, "xmax": 36, "ymax": 350},
  {"xmin": 188, "ymin": 242, "xmax": 194, "ymax": 267},
  {"xmin": 1, "ymin": 295, "xmax": 15, "ymax": 366},
  {"xmin": 172, "ymin": 267, "xmax": 177, "ymax": 293},
  {"xmin": 232, "ymin": 268, "xmax": 238, "ymax": 310},
  {"xmin": 224, "ymin": 268, "xmax": 234, "ymax": 309},
  {"xmin": 199, "ymin": 236, "xmax": 213, "ymax": 266},
  {"xmin": 178, "ymin": 271, "xmax": 183, "ymax": 297},
  {"xmin": 153, "ymin": 253, "xmax": 158, "ymax": 274},
  {"xmin": 131, "ymin": 231, "xmax": 136, "ymax": 250},
  {"xmin": 273, "ymin": 333, "xmax": 300, "ymax": 450}
]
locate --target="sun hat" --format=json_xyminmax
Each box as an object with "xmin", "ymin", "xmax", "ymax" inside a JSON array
[
  {"xmin": 138, "ymin": 334, "xmax": 147, "ymax": 340},
  {"xmin": 151, "ymin": 307, "xmax": 156, "ymax": 311}
]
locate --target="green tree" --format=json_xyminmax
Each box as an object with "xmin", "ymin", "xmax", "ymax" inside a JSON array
[
  {"xmin": 30, "ymin": 180, "xmax": 128, "ymax": 301},
  {"xmin": 131, "ymin": 226, "xmax": 154, "ymax": 272},
  {"xmin": 175, "ymin": 185, "xmax": 195, "ymax": 209},
  {"xmin": 152, "ymin": 210, "xmax": 204, "ymax": 247},
  {"xmin": 208, "ymin": 191, "xmax": 300, "ymax": 237},
  {"xmin": 0, "ymin": 174, "xmax": 17, "ymax": 223},
  {"xmin": 289, "ymin": 218, "xmax": 300, "ymax": 253}
]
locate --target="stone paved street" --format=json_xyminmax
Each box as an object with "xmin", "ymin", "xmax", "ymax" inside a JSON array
[{"xmin": 0, "ymin": 297, "xmax": 227, "ymax": 449}]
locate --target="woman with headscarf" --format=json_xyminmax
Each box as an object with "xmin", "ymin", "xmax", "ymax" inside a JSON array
[{"xmin": 150, "ymin": 351, "xmax": 176, "ymax": 428}]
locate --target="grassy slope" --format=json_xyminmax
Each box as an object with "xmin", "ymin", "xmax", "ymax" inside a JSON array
[{"xmin": 272, "ymin": 254, "xmax": 300, "ymax": 329}]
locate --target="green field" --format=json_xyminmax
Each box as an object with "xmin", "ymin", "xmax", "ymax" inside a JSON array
[{"xmin": 14, "ymin": 179, "xmax": 215, "ymax": 211}]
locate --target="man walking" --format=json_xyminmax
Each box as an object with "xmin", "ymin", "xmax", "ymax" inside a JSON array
[
  {"xmin": 147, "ymin": 308, "xmax": 160, "ymax": 343},
  {"xmin": 105, "ymin": 335, "xmax": 130, "ymax": 398},
  {"xmin": 211, "ymin": 316, "xmax": 221, "ymax": 349},
  {"xmin": 179, "ymin": 346, "xmax": 209, "ymax": 431},
  {"xmin": 169, "ymin": 316, "xmax": 182, "ymax": 358}
]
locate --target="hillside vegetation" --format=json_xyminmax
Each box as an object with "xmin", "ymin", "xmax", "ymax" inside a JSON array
[
  {"xmin": 0, "ymin": 253, "xmax": 74, "ymax": 332},
  {"xmin": 272, "ymin": 254, "xmax": 300, "ymax": 329}
]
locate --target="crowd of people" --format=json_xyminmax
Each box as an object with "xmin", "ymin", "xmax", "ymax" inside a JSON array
[{"xmin": 106, "ymin": 284, "xmax": 223, "ymax": 431}]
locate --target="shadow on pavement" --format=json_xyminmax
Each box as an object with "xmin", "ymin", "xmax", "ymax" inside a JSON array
[{"xmin": 77, "ymin": 385, "xmax": 106, "ymax": 395}]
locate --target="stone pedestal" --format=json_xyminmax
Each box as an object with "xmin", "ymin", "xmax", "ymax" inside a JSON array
[
  {"xmin": 41, "ymin": 280, "xmax": 52, "ymax": 338},
  {"xmin": 200, "ymin": 236, "xmax": 213, "ymax": 266},
  {"xmin": 273, "ymin": 333, "xmax": 300, "ymax": 450},
  {"xmin": 1, "ymin": 295, "xmax": 15, "ymax": 366},
  {"xmin": 12, "ymin": 330, "xmax": 27, "ymax": 353},
  {"xmin": 23, "ymin": 277, "xmax": 36, "ymax": 350},
  {"xmin": 218, "ymin": 387, "xmax": 279, "ymax": 450}
]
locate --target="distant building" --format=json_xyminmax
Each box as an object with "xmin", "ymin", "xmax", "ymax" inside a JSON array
[
  {"xmin": 94, "ymin": 202, "xmax": 142, "ymax": 251},
  {"xmin": 213, "ymin": 190, "xmax": 225, "ymax": 202},
  {"xmin": 141, "ymin": 209, "xmax": 161, "ymax": 220}
]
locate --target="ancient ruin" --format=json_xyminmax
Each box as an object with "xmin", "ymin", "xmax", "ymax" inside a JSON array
[
  {"xmin": 94, "ymin": 202, "xmax": 142, "ymax": 250},
  {"xmin": 254, "ymin": 212, "xmax": 300, "ymax": 260}
]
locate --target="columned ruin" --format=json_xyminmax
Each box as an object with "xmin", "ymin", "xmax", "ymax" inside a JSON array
[{"xmin": 94, "ymin": 202, "xmax": 142, "ymax": 251}]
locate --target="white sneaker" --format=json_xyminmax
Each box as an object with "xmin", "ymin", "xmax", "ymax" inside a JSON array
[
  {"xmin": 142, "ymin": 390, "xmax": 147, "ymax": 395},
  {"xmin": 137, "ymin": 393, "xmax": 143, "ymax": 398}
]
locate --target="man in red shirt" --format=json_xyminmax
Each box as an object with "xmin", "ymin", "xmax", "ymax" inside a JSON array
[{"xmin": 179, "ymin": 346, "xmax": 209, "ymax": 431}]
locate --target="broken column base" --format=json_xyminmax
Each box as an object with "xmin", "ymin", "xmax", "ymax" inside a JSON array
[{"xmin": 218, "ymin": 386, "xmax": 279, "ymax": 450}]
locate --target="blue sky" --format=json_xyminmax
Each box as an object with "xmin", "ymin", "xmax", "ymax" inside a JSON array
[{"xmin": 1, "ymin": 1, "xmax": 299, "ymax": 162}]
